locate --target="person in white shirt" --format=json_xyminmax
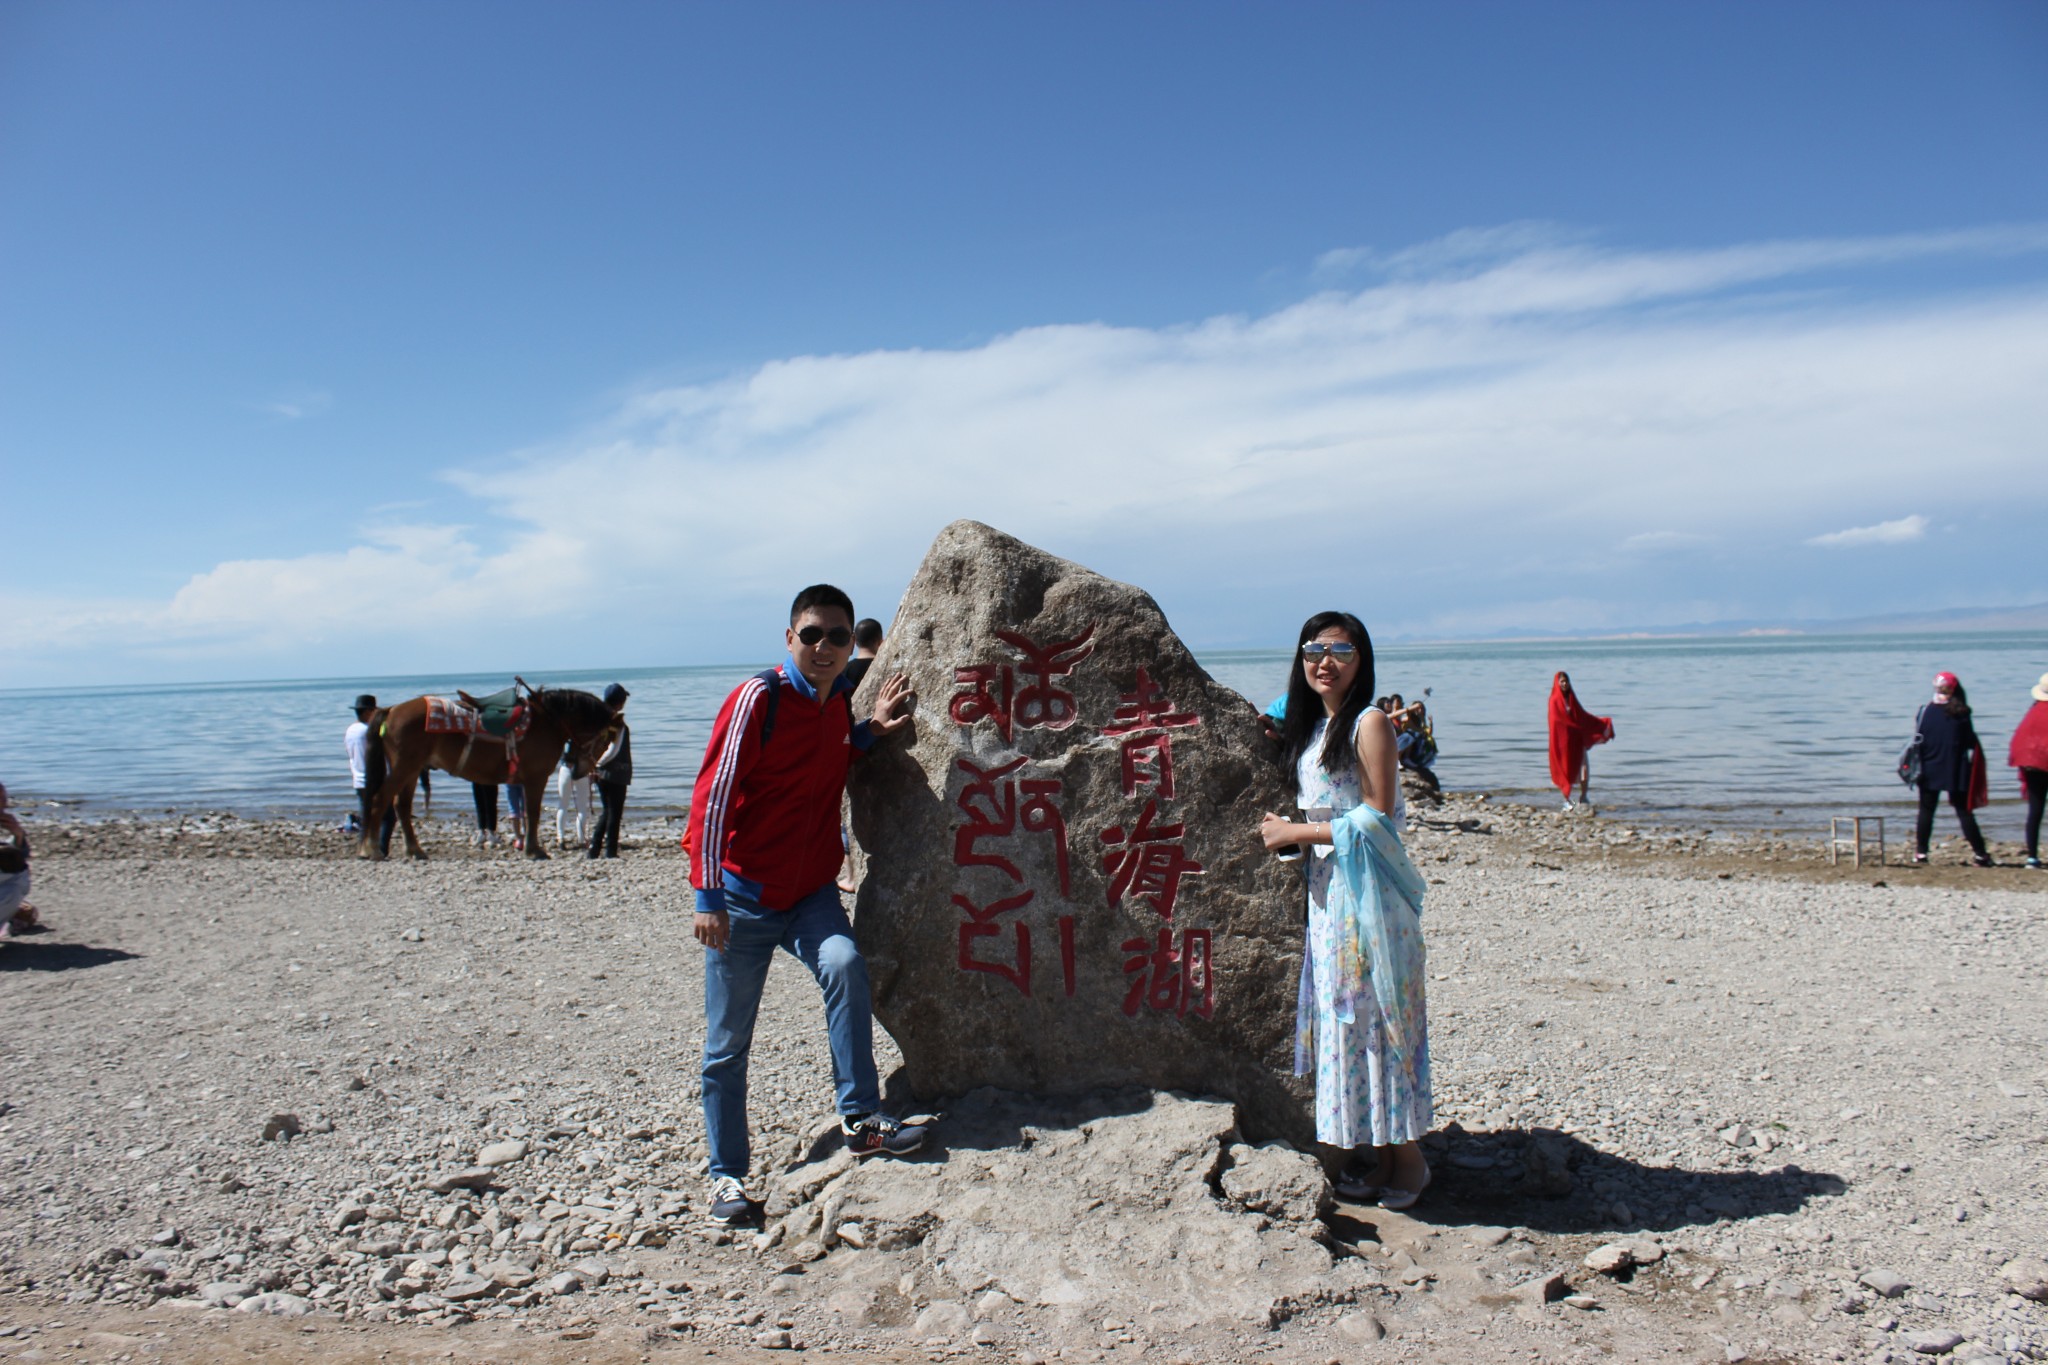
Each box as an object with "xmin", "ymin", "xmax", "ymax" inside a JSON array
[{"xmin": 345, "ymin": 694, "xmax": 395, "ymax": 857}]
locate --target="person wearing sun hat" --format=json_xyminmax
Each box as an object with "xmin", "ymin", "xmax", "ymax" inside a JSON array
[
  {"xmin": 344, "ymin": 693, "xmax": 395, "ymax": 856},
  {"xmin": 2008, "ymin": 672, "xmax": 2048, "ymax": 870},
  {"xmin": 1910, "ymin": 672, "xmax": 1992, "ymax": 867}
]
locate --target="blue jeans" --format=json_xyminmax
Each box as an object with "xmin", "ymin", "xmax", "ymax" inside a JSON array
[{"xmin": 702, "ymin": 880, "xmax": 879, "ymax": 1181}]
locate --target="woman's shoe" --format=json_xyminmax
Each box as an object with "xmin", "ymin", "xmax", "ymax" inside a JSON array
[
  {"xmin": 2026, "ymin": 856, "xmax": 2044, "ymax": 870},
  {"xmin": 1911, "ymin": 851, "xmax": 1928, "ymax": 864},
  {"xmin": 1972, "ymin": 852, "xmax": 1996, "ymax": 868},
  {"xmin": 1377, "ymin": 1165, "xmax": 1431, "ymax": 1212},
  {"xmin": 1333, "ymin": 1162, "xmax": 1382, "ymax": 1202}
]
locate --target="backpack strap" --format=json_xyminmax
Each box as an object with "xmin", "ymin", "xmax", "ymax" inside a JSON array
[{"xmin": 752, "ymin": 668, "xmax": 784, "ymax": 746}]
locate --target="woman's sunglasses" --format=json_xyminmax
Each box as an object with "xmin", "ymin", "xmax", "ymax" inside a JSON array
[
  {"xmin": 796, "ymin": 625, "xmax": 854, "ymax": 648},
  {"xmin": 1301, "ymin": 642, "xmax": 1358, "ymax": 662}
]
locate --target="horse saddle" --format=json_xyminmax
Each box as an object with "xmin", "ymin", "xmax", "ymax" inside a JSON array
[{"xmin": 427, "ymin": 687, "xmax": 521, "ymax": 738}]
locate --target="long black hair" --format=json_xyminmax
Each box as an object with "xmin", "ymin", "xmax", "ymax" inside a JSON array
[
  {"xmin": 1944, "ymin": 679, "xmax": 1972, "ymax": 717},
  {"xmin": 1278, "ymin": 611, "xmax": 1377, "ymax": 777}
]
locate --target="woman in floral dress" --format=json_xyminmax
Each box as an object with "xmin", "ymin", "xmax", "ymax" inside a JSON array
[{"xmin": 1258, "ymin": 611, "xmax": 1433, "ymax": 1208}]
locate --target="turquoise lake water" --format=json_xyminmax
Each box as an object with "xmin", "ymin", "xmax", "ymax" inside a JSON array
[{"xmin": 4, "ymin": 632, "xmax": 2044, "ymax": 842}]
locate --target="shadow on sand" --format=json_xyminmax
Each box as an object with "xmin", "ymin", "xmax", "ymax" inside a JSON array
[
  {"xmin": 0, "ymin": 937, "xmax": 141, "ymax": 973},
  {"xmin": 1379, "ymin": 1123, "xmax": 1847, "ymax": 1239}
]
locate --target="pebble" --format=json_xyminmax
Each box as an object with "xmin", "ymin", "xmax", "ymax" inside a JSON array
[
  {"xmin": 1862, "ymin": 1269, "xmax": 1912, "ymax": 1298},
  {"xmin": 1583, "ymin": 1244, "xmax": 1634, "ymax": 1276},
  {"xmin": 477, "ymin": 1139, "xmax": 528, "ymax": 1167},
  {"xmin": 1904, "ymin": 1330, "xmax": 1964, "ymax": 1355},
  {"xmin": 2000, "ymin": 1257, "xmax": 2048, "ymax": 1302}
]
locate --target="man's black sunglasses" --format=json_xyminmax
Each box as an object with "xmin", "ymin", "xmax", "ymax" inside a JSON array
[{"xmin": 797, "ymin": 625, "xmax": 854, "ymax": 648}]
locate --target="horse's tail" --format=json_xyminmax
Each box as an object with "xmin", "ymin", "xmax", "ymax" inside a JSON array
[{"xmin": 366, "ymin": 709, "xmax": 390, "ymax": 796}]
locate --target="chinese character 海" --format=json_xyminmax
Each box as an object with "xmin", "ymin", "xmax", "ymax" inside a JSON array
[{"xmin": 1099, "ymin": 799, "xmax": 1204, "ymax": 919}]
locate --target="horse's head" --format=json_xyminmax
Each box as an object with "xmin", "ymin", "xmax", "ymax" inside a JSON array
[{"xmin": 527, "ymin": 686, "xmax": 621, "ymax": 743}]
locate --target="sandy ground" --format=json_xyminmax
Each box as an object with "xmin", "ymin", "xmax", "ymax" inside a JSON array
[{"xmin": 2, "ymin": 797, "xmax": 2045, "ymax": 1364}]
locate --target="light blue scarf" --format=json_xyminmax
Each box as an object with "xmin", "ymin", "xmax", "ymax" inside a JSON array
[{"xmin": 1294, "ymin": 803, "xmax": 1428, "ymax": 1072}]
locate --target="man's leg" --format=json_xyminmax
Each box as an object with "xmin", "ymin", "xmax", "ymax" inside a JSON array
[
  {"xmin": 604, "ymin": 783, "xmax": 625, "ymax": 856},
  {"xmin": 586, "ymin": 783, "xmax": 610, "ymax": 858},
  {"xmin": 780, "ymin": 882, "xmax": 881, "ymax": 1119},
  {"xmin": 702, "ymin": 889, "xmax": 781, "ymax": 1183}
]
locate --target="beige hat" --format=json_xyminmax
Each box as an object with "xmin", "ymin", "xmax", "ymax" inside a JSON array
[{"xmin": 2034, "ymin": 673, "xmax": 2048, "ymax": 704}]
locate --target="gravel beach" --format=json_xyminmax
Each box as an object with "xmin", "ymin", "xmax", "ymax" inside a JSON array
[{"xmin": 2, "ymin": 796, "xmax": 2044, "ymax": 1364}]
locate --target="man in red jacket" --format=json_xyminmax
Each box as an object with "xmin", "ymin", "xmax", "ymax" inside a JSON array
[{"xmin": 685, "ymin": 584, "xmax": 920, "ymax": 1226}]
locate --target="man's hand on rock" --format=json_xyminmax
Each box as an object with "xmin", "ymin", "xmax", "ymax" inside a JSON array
[{"xmin": 870, "ymin": 675, "xmax": 917, "ymax": 736}]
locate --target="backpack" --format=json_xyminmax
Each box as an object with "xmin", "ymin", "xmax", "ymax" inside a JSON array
[
  {"xmin": 1897, "ymin": 703, "xmax": 1926, "ymax": 787},
  {"xmin": 752, "ymin": 667, "xmax": 855, "ymax": 747}
]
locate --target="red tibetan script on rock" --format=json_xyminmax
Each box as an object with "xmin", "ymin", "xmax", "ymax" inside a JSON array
[
  {"xmin": 1120, "ymin": 927, "xmax": 1214, "ymax": 1019},
  {"xmin": 949, "ymin": 627, "xmax": 1098, "ymax": 744},
  {"xmin": 1098, "ymin": 799, "xmax": 1204, "ymax": 920},
  {"xmin": 953, "ymin": 756, "xmax": 1072, "ymax": 898},
  {"xmin": 954, "ymin": 890, "xmax": 1034, "ymax": 996}
]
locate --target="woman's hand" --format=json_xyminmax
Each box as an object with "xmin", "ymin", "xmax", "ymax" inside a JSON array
[
  {"xmin": 1260, "ymin": 812, "xmax": 1304, "ymax": 851},
  {"xmin": 870, "ymin": 675, "xmax": 917, "ymax": 736}
]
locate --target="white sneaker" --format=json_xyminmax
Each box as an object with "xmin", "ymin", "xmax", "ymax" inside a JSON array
[{"xmin": 1561, "ymin": 799, "xmax": 1575, "ymax": 813}]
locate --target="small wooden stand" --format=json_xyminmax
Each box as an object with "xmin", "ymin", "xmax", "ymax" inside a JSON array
[{"xmin": 1829, "ymin": 816, "xmax": 1885, "ymax": 868}]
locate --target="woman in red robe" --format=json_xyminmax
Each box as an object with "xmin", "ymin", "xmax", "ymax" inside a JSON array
[{"xmin": 1548, "ymin": 672, "xmax": 1614, "ymax": 811}]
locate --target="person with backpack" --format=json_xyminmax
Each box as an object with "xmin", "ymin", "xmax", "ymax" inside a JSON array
[
  {"xmin": 684, "ymin": 585, "xmax": 922, "ymax": 1226},
  {"xmin": 1910, "ymin": 671, "xmax": 1992, "ymax": 867}
]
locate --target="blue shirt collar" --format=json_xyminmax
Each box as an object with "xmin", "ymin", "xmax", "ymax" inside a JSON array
[{"xmin": 780, "ymin": 653, "xmax": 852, "ymax": 703}]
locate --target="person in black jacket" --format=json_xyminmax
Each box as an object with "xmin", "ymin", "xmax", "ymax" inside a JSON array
[
  {"xmin": 587, "ymin": 683, "xmax": 631, "ymax": 859},
  {"xmin": 1913, "ymin": 672, "xmax": 1993, "ymax": 867}
]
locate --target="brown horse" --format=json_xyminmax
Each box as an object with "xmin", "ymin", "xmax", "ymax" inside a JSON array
[{"xmin": 360, "ymin": 685, "xmax": 619, "ymax": 861}]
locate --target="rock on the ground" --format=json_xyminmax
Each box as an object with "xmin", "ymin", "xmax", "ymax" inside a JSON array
[
  {"xmin": 476, "ymin": 1138, "xmax": 528, "ymax": 1166},
  {"xmin": 233, "ymin": 1291, "xmax": 311, "ymax": 1317},
  {"xmin": 797, "ymin": 1087, "xmax": 1333, "ymax": 1325},
  {"xmin": 1583, "ymin": 1243, "xmax": 1635, "ymax": 1276},
  {"xmin": 2001, "ymin": 1256, "xmax": 2048, "ymax": 1302},
  {"xmin": 847, "ymin": 520, "xmax": 1312, "ymax": 1142},
  {"xmin": 1905, "ymin": 1329, "xmax": 1964, "ymax": 1354},
  {"xmin": 1861, "ymin": 1268, "xmax": 1911, "ymax": 1298},
  {"xmin": 1219, "ymin": 1142, "xmax": 1331, "ymax": 1223}
]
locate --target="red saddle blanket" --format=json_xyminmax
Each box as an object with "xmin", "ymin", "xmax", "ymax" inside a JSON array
[{"xmin": 424, "ymin": 696, "xmax": 494, "ymax": 737}]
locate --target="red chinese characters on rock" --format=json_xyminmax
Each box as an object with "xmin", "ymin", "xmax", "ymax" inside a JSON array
[
  {"xmin": 947, "ymin": 634, "xmax": 1219, "ymax": 1017},
  {"xmin": 949, "ymin": 627, "xmax": 1097, "ymax": 744},
  {"xmin": 1108, "ymin": 667, "xmax": 1201, "ymax": 800},
  {"xmin": 1120, "ymin": 927, "xmax": 1214, "ymax": 1019},
  {"xmin": 1099, "ymin": 799, "xmax": 1204, "ymax": 921}
]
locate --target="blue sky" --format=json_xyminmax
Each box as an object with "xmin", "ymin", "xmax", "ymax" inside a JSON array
[{"xmin": 4, "ymin": 2, "xmax": 2046, "ymax": 686}]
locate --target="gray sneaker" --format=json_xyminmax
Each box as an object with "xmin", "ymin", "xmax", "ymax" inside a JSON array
[
  {"xmin": 707, "ymin": 1175, "xmax": 762, "ymax": 1226},
  {"xmin": 842, "ymin": 1112, "xmax": 927, "ymax": 1159}
]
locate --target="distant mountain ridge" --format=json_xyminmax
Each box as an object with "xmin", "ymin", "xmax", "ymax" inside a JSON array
[{"xmin": 1407, "ymin": 601, "xmax": 2048, "ymax": 644}]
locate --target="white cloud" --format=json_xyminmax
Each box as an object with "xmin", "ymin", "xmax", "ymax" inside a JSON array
[
  {"xmin": 257, "ymin": 387, "xmax": 333, "ymax": 421},
  {"xmin": 1805, "ymin": 514, "xmax": 1931, "ymax": 548},
  {"xmin": 8, "ymin": 224, "xmax": 2048, "ymax": 682}
]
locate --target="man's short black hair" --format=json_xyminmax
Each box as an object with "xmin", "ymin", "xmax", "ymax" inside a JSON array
[
  {"xmin": 790, "ymin": 584, "xmax": 855, "ymax": 626},
  {"xmin": 854, "ymin": 617, "xmax": 884, "ymax": 651}
]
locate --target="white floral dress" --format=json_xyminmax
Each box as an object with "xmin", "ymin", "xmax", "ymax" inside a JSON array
[{"xmin": 1297, "ymin": 715, "xmax": 1432, "ymax": 1149}]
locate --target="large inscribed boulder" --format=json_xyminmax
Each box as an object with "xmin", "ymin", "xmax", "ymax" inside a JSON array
[{"xmin": 849, "ymin": 520, "xmax": 1313, "ymax": 1142}]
